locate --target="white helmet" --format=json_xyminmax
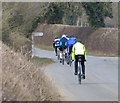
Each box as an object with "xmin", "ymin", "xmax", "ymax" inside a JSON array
[{"xmin": 62, "ymin": 34, "xmax": 66, "ymax": 38}]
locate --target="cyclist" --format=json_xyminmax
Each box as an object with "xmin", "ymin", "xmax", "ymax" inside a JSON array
[
  {"xmin": 72, "ymin": 39, "xmax": 86, "ymax": 79},
  {"xmin": 53, "ymin": 36, "xmax": 60, "ymax": 56},
  {"xmin": 65, "ymin": 35, "xmax": 77, "ymax": 65},
  {"xmin": 66, "ymin": 35, "xmax": 77, "ymax": 56},
  {"xmin": 59, "ymin": 34, "xmax": 69, "ymax": 63}
]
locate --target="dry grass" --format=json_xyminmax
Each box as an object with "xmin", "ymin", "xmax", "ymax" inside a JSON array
[
  {"xmin": 86, "ymin": 28, "xmax": 118, "ymax": 56},
  {"xmin": 1, "ymin": 41, "xmax": 61, "ymax": 101}
]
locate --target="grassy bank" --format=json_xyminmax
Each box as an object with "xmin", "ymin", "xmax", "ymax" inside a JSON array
[
  {"xmin": 35, "ymin": 45, "xmax": 54, "ymax": 51},
  {"xmin": 2, "ymin": 41, "xmax": 61, "ymax": 101}
]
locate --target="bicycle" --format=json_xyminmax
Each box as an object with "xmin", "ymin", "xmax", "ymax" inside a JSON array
[
  {"xmin": 69, "ymin": 54, "xmax": 72, "ymax": 67},
  {"xmin": 59, "ymin": 46, "xmax": 68, "ymax": 65},
  {"xmin": 66, "ymin": 54, "xmax": 72, "ymax": 67}
]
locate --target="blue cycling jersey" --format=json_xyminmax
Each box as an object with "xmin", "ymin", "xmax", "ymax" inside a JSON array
[
  {"xmin": 66, "ymin": 37, "xmax": 77, "ymax": 46},
  {"xmin": 59, "ymin": 37, "xmax": 69, "ymax": 47}
]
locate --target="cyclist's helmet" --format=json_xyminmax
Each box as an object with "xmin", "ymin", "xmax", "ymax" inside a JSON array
[
  {"xmin": 55, "ymin": 36, "xmax": 58, "ymax": 39},
  {"xmin": 62, "ymin": 34, "xmax": 66, "ymax": 38}
]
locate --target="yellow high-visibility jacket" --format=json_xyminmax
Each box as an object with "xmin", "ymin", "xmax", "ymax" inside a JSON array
[{"xmin": 72, "ymin": 42, "xmax": 86, "ymax": 61}]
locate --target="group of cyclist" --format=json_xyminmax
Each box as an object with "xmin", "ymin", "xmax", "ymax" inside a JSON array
[{"xmin": 53, "ymin": 34, "xmax": 86, "ymax": 79}]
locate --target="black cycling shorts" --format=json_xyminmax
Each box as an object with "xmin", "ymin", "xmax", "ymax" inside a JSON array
[
  {"xmin": 75, "ymin": 55, "xmax": 85, "ymax": 61},
  {"xmin": 59, "ymin": 46, "xmax": 67, "ymax": 51}
]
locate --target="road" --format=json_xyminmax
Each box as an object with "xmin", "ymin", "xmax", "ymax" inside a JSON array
[{"xmin": 33, "ymin": 48, "xmax": 118, "ymax": 101}]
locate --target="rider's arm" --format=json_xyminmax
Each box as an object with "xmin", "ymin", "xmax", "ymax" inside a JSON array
[
  {"xmin": 84, "ymin": 46, "xmax": 86, "ymax": 61},
  {"xmin": 72, "ymin": 45, "xmax": 75, "ymax": 61},
  {"xmin": 53, "ymin": 40, "xmax": 55, "ymax": 48}
]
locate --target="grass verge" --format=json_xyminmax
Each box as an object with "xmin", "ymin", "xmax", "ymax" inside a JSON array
[
  {"xmin": 35, "ymin": 45, "xmax": 54, "ymax": 51},
  {"xmin": 32, "ymin": 56, "xmax": 55, "ymax": 65},
  {"xmin": 35, "ymin": 45, "xmax": 118, "ymax": 57}
]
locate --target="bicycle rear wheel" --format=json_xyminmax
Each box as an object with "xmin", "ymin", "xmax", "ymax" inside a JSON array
[
  {"xmin": 78, "ymin": 62, "xmax": 81, "ymax": 84},
  {"xmin": 62, "ymin": 58, "xmax": 64, "ymax": 65},
  {"xmin": 69, "ymin": 56, "xmax": 72, "ymax": 67},
  {"xmin": 57, "ymin": 54, "xmax": 60, "ymax": 60},
  {"xmin": 62, "ymin": 53, "xmax": 65, "ymax": 65},
  {"xmin": 69, "ymin": 60, "xmax": 72, "ymax": 67}
]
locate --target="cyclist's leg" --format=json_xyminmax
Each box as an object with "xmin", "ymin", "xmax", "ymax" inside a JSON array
[
  {"xmin": 66, "ymin": 47, "xmax": 71, "ymax": 64},
  {"xmin": 64, "ymin": 47, "xmax": 68, "ymax": 58},
  {"xmin": 68, "ymin": 45, "xmax": 73, "ymax": 63},
  {"xmin": 60, "ymin": 51, "xmax": 62, "ymax": 56},
  {"xmin": 67, "ymin": 46, "xmax": 69, "ymax": 55},
  {"xmin": 53, "ymin": 43, "xmax": 56, "ymax": 54},
  {"xmin": 55, "ymin": 46, "xmax": 57, "ymax": 56},
  {"xmin": 60, "ymin": 52, "xmax": 62, "ymax": 59},
  {"xmin": 66, "ymin": 47, "xmax": 69, "ymax": 64},
  {"xmin": 81, "ymin": 61, "xmax": 85, "ymax": 74},
  {"xmin": 59, "ymin": 47, "xmax": 63, "ymax": 62},
  {"xmin": 53, "ymin": 43, "xmax": 55, "ymax": 48},
  {"xmin": 81, "ymin": 57, "xmax": 85, "ymax": 79},
  {"xmin": 69, "ymin": 45, "xmax": 73, "ymax": 56},
  {"xmin": 57, "ymin": 46, "xmax": 59, "ymax": 55}
]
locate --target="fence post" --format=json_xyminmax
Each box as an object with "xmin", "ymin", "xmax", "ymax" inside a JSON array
[{"xmin": 31, "ymin": 35, "xmax": 34, "ymax": 58}]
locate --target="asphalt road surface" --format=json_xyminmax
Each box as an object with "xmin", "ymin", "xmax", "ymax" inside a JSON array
[{"xmin": 33, "ymin": 48, "xmax": 118, "ymax": 101}]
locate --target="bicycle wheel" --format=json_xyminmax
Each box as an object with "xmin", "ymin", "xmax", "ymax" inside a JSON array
[
  {"xmin": 57, "ymin": 54, "xmax": 60, "ymax": 60},
  {"xmin": 69, "ymin": 60, "xmax": 72, "ymax": 67},
  {"xmin": 62, "ymin": 58, "xmax": 64, "ymax": 65},
  {"xmin": 78, "ymin": 62, "xmax": 81, "ymax": 84},
  {"xmin": 69, "ymin": 56, "xmax": 72, "ymax": 67},
  {"xmin": 62, "ymin": 53, "xmax": 65, "ymax": 65}
]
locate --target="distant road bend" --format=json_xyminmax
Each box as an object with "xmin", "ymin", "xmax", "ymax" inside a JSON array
[{"xmin": 33, "ymin": 48, "xmax": 118, "ymax": 101}]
